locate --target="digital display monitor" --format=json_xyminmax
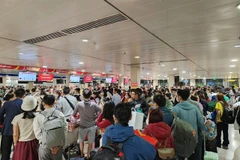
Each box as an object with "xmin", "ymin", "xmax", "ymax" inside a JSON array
[
  {"xmin": 105, "ymin": 77, "xmax": 112, "ymax": 83},
  {"xmin": 112, "ymin": 77, "xmax": 118, "ymax": 84},
  {"xmin": 18, "ymin": 72, "xmax": 37, "ymax": 81},
  {"xmin": 38, "ymin": 74, "xmax": 54, "ymax": 82},
  {"xmin": 70, "ymin": 75, "xmax": 80, "ymax": 83}
]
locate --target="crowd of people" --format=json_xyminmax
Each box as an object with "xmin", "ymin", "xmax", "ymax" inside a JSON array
[{"xmin": 0, "ymin": 84, "xmax": 239, "ymax": 160}]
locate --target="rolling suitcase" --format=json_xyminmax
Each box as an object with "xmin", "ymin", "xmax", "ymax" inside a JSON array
[{"xmin": 204, "ymin": 134, "xmax": 218, "ymax": 160}]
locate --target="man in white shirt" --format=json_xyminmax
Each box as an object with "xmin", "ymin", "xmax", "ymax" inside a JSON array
[
  {"xmin": 57, "ymin": 87, "xmax": 77, "ymax": 118},
  {"xmin": 33, "ymin": 95, "xmax": 67, "ymax": 160},
  {"xmin": 112, "ymin": 88, "xmax": 122, "ymax": 105}
]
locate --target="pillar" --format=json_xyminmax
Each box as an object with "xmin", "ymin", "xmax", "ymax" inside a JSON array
[
  {"xmin": 119, "ymin": 78, "xmax": 124, "ymax": 87},
  {"xmin": 203, "ymin": 79, "xmax": 207, "ymax": 86},
  {"xmin": 27, "ymin": 82, "xmax": 34, "ymax": 90},
  {"xmin": 2, "ymin": 76, "xmax": 6, "ymax": 86},
  {"xmin": 130, "ymin": 66, "xmax": 140, "ymax": 88},
  {"xmin": 168, "ymin": 75, "xmax": 174, "ymax": 88},
  {"xmin": 190, "ymin": 79, "xmax": 196, "ymax": 87},
  {"xmin": 153, "ymin": 79, "xmax": 158, "ymax": 88},
  {"xmin": 65, "ymin": 73, "xmax": 70, "ymax": 87}
]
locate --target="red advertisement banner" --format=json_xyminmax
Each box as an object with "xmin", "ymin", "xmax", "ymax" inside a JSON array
[
  {"xmin": 84, "ymin": 76, "xmax": 93, "ymax": 83},
  {"xmin": 38, "ymin": 74, "xmax": 54, "ymax": 82}
]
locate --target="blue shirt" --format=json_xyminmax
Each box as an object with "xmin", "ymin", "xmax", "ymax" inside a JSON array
[{"xmin": 0, "ymin": 99, "xmax": 23, "ymax": 136}]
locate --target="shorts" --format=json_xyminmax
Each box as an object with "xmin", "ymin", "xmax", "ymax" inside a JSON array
[{"xmin": 79, "ymin": 126, "xmax": 96, "ymax": 143}]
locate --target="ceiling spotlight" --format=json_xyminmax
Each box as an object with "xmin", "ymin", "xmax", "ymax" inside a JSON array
[
  {"xmin": 134, "ymin": 56, "xmax": 140, "ymax": 59},
  {"xmin": 230, "ymin": 65, "xmax": 236, "ymax": 67},
  {"xmin": 79, "ymin": 62, "xmax": 84, "ymax": 64},
  {"xmin": 173, "ymin": 68, "xmax": 177, "ymax": 71},
  {"xmin": 82, "ymin": 39, "xmax": 89, "ymax": 42},
  {"xmin": 164, "ymin": 76, "xmax": 168, "ymax": 78},
  {"xmin": 158, "ymin": 75, "xmax": 160, "ymax": 76},
  {"xmin": 119, "ymin": 74, "xmax": 122, "ymax": 76},
  {"xmin": 161, "ymin": 64, "xmax": 165, "ymax": 67},
  {"xmin": 182, "ymin": 71, "xmax": 186, "ymax": 73},
  {"xmin": 229, "ymin": 72, "xmax": 233, "ymax": 74},
  {"xmin": 193, "ymin": 75, "xmax": 196, "ymax": 77},
  {"xmin": 42, "ymin": 66, "xmax": 47, "ymax": 68},
  {"xmin": 237, "ymin": 3, "xmax": 240, "ymax": 9},
  {"xmin": 147, "ymin": 73, "xmax": 150, "ymax": 75},
  {"xmin": 203, "ymin": 77, "xmax": 206, "ymax": 79},
  {"xmin": 231, "ymin": 59, "xmax": 238, "ymax": 62},
  {"xmin": 19, "ymin": 52, "xmax": 24, "ymax": 55},
  {"xmin": 82, "ymin": 70, "xmax": 85, "ymax": 72},
  {"xmin": 235, "ymin": 44, "xmax": 240, "ymax": 48}
]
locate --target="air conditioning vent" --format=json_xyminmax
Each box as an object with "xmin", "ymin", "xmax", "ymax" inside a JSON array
[
  {"xmin": 22, "ymin": 14, "xmax": 127, "ymax": 44},
  {"xmin": 23, "ymin": 32, "xmax": 66, "ymax": 44},
  {"xmin": 61, "ymin": 13, "xmax": 127, "ymax": 34}
]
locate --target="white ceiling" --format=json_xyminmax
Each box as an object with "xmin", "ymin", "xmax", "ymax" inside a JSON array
[{"xmin": 0, "ymin": 0, "xmax": 240, "ymax": 80}]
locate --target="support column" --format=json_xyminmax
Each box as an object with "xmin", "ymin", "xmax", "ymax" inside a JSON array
[
  {"xmin": 119, "ymin": 78, "xmax": 124, "ymax": 87},
  {"xmin": 27, "ymin": 82, "xmax": 34, "ymax": 90},
  {"xmin": 2, "ymin": 76, "xmax": 6, "ymax": 86},
  {"xmin": 168, "ymin": 75, "xmax": 174, "ymax": 88},
  {"xmin": 203, "ymin": 79, "xmax": 207, "ymax": 86},
  {"xmin": 153, "ymin": 79, "xmax": 158, "ymax": 88},
  {"xmin": 66, "ymin": 73, "xmax": 70, "ymax": 87},
  {"xmin": 130, "ymin": 66, "xmax": 140, "ymax": 89},
  {"xmin": 190, "ymin": 79, "xmax": 196, "ymax": 87}
]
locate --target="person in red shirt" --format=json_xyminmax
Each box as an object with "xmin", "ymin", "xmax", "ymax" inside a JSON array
[
  {"xmin": 96, "ymin": 102, "xmax": 114, "ymax": 133},
  {"xmin": 143, "ymin": 109, "xmax": 174, "ymax": 149}
]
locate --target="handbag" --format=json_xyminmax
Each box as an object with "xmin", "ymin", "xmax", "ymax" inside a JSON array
[{"xmin": 148, "ymin": 132, "xmax": 175, "ymax": 160}]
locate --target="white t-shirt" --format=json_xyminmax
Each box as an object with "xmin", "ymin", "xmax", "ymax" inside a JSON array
[{"xmin": 11, "ymin": 113, "xmax": 36, "ymax": 142}]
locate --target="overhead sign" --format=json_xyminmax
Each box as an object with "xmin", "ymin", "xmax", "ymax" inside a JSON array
[
  {"xmin": 84, "ymin": 76, "xmax": 93, "ymax": 83},
  {"xmin": 38, "ymin": 74, "xmax": 54, "ymax": 82},
  {"xmin": 131, "ymin": 82, "xmax": 138, "ymax": 89},
  {"xmin": 112, "ymin": 77, "xmax": 118, "ymax": 84}
]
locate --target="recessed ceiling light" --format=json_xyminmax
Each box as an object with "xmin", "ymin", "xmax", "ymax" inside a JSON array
[
  {"xmin": 79, "ymin": 62, "xmax": 84, "ymax": 64},
  {"xmin": 231, "ymin": 59, "xmax": 238, "ymax": 62},
  {"xmin": 182, "ymin": 71, "xmax": 186, "ymax": 73},
  {"xmin": 203, "ymin": 77, "xmax": 206, "ymax": 79},
  {"xmin": 134, "ymin": 56, "xmax": 140, "ymax": 59},
  {"xmin": 164, "ymin": 76, "xmax": 168, "ymax": 78},
  {"xmin": 119, "ymin": 74, "xmax": 122, "ymax": 76},
  {"xmin": 237, "ymin": 3, "xmax": 240, "ymax": 9},
  {"xmin": 42, "ymin": 66, "xmax": 47, "ymax": 68},
  {"xmin": 210, "ymin": 39, "xmax": 219, "ymax": 43},
  {"xmin": 229, "ymin": 72, "xmax": 233, "ymax": 74},
  {"xmin": 230, "ymin": 65, "xmax": 236, "ymax": 67},
  {"xmin": 173, "ymin": 68, "xmax": 177, "ymax": 71},
  {"xmin": 19, "ymin": 52, "xmax": 24, "ymax": 55},
  {"xmin": 93, "ymin": 77, "xmax": 96, "ymax": 78},
  {"xmin": 82, "ymin": 70, "xmax": 85, "ymax": 72},
  {"xmin": 235, "ymin": 44, "xmax": 240, "ymax": 48},
  {"xmin": 161, "ymin": 64, "xmax": 165, "ymax": 67},
  {"xmin": 56, "ymin": 72, "xmax": 59, "ymax": 74},
  {"xmin": 147, "ymin": 73, "xmax": 150, "ymax": 75},
  {"xmin": 158, "ymin": 75, "xmax": 160, "ymax": 76},
  {"xmin": 82, "ymin": 39, "xmax": 89, "ymax": 42},
  {"xmin": 102, "ymin": 72, "xmax": 105, "ymax": 74},
  {"xmin": 194, "ymin": 75, "xmax": 196, "ymax": 77}
]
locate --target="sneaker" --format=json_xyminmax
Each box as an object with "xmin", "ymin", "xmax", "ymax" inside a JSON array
[{"xmin": 222, "ymin": 145, "xmax": 228, "ymax": 149}]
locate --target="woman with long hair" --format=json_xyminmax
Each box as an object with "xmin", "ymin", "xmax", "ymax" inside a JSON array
[
  {"xmin": 12, "ymin": 96, "xmax": 39, "ymax": 160},
  {"xmin": 215, "ymin": 93, "xmax": 229, "ymax": 149},
  {"xmin": 96, "ymin": 102, "xmax": 115, "ymax": 133}
]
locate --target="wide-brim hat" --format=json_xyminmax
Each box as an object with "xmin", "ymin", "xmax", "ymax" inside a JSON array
[{"xmin": 21, "ymin": 96, "xmax": 37, "ymax": 111}]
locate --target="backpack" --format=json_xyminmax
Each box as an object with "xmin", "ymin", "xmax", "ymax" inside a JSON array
[
  {"xmin": 172, "ymin": 113, "xmax": 197, "ymax": 158},
  {"xmin": 205, "ymin": 120, "xmax": 217, "ymax": 141},
  {"xmin": 220, "ymin": 102, "xmax": 235, "ymax": 124},
  {"xmin": 40, "ymin": 109, "xmax": 66, "ymax": 148},
  {"xmin": 91, "ymin": 136, "xmax": 135, "ymax": 160}
]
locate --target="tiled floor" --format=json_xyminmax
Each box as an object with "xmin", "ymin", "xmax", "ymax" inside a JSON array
[{"xmin": 217, "ymin": 124, "xmax": 240, "ymax": 160}]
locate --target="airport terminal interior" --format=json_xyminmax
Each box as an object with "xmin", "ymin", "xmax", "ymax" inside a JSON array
[{"xmin": 0, "ymin": 0, "xmax": 240, "ymax": 160}]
